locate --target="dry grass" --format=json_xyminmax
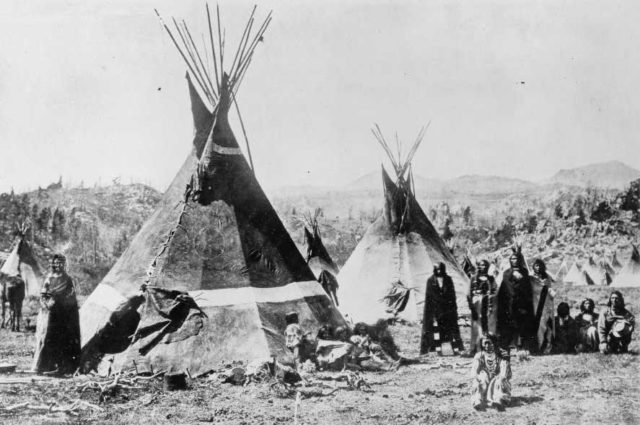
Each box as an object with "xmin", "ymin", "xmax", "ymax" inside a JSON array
[{"xmin": 0, "ymin": 286, "xmax": 638, "ymax": 424}]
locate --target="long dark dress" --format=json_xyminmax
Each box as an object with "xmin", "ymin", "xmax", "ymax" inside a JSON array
[
  {"xmin": 497, "ymin": 268, "xmax": 536, "ymax": 351},
  {"xmin": 468, "ymin": 273, "xmax": 498, "ymax": 353},
  {"xmin": 420, "ymin": 273, "xmax": 463, "ymax": 354},
  {"xmin": 32, "ymin": 272, "xmax": 81, "ymax": 374}
]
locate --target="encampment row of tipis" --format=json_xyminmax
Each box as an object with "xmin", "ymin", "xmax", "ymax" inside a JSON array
[
  {"xmin": 1, "ymin": 5, "xmax": 633, "ymax": 377},
  {"xmin": 78, "ymin": 6, "xmax": 345, "ymax": 377}
]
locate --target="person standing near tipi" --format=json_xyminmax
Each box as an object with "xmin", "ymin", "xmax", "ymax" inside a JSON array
[
  {"xmin": 497, "ymin": 247, "xmax": 536, "ymax": 353},
  {"xmin": 32, "ymin": 254, "xmax": 81, "ymax": 375},
  {"xmin": 421, "ymin": 262, "xmax": 464, "ymax": 354}
]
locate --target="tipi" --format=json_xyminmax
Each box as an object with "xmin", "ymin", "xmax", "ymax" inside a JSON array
[
  {"xmin": 611, "ymin": 251, "xmax": 623, "ymax": 271},
  {"xmin": 563, "ymin": 260, "xmax": 583, "ymax": 284},
  {"xmin": 583, "ymin": 257, "xmax": 612, "ymax": 286},
  {"xmin": 611, "ymin": 245, "xmax": 640, "ymax": 287},
  {"xmin": 0, "ymin": 225, "xmax": 43, "ymax": 297},
  {"xmin": 337, "ymin": 126, "xmax": 470, "ymax": 324},
  {"xmin": 80, "ymin": 8, "xmax": 345, "ymax": 376},
  {"xmin": 303, "ymin": 209, "xmax": 340, "ymax": 306},
  {"xmin": 572, "ymin": 270, "xmax": 596, "ymax": 286},
  {"xmin": 553, "ymin": 259, "xmax": 569, "ymax": 282}
]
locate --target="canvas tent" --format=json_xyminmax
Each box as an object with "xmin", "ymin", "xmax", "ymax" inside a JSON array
[
  {"xmin": 582, "ymin": 257, "xmax": 612, "ymax": 286},
  {"xmin": 572, "ymin": 270, "xmax": 596, "ymax": 287},
  {"xmin": 553, "ymin": 259, "xmax": 569, "ymax": 282},
  {"xmin": 303, "ymin": 210, "xmax": 340, "ymax": 306},
  {"xmin": 611, "ymin": 251, "xmax": 623, "ymax": 271},
  {"xmin": 0, "ymin": 228, "xmax": 43, "ymax": 297},
  {"xmin": 611, "ymin": 245, "xmax": 640, "ymax": 287},
  {"xmin": 80, "ymin": 8, "xmax": 345, "ymax": 376},
  {"xmin": 337, "ymin": 126, "xmax": 470, "ymax": 324},
  {"xmin": 562, "ymin": 261, "xmax": 583, "ymax": 284}
]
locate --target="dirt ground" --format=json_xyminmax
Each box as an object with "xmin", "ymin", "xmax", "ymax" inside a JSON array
[{"xmin": 0, "ymin": 286, "xmax": 639, "ymax": 425}]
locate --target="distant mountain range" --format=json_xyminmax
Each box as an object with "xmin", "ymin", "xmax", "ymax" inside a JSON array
[
  {"xmin": 341, "ymin": 161, "xmax": 640, "ymax": 195},
  {"xmin": 547, "ymin": 160, "xmax": 640, "ymax": 189}
]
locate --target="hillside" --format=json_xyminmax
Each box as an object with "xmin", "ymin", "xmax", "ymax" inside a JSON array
[
  {"xmin": 549, "ymin": 160, "xmax": 640, "ymax": 189},
  {"xmin": 0, "ymin": 183, "xmax": 161, "ymax": 293}
]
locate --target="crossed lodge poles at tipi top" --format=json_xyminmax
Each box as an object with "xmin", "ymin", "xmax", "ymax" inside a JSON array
[
  {"xmin": 79, "ymin": 6, "xmax": 345, "ymax": 376},
  {"xmin": 338, "ymin": 125, "xmax": 471, "ymax": 325}
]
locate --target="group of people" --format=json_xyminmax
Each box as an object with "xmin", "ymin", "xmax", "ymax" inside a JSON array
[
  {"xmin": 555, "ymin": 293, "xmax": 635, "ymax": 355},
  {"xmin": 416, "ymin": 248, "xmax": 636, "ymax": 411},
  {"xmin": 283, "ymin": 312, "xmax": 404, "ymax": 375}
]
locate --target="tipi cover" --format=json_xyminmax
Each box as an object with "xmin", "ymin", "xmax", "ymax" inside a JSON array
[
  {"xmin": 572, "ymin": 270, "xmax": 596, "ymax": 287},
  {"xmin": 303, "ymin": 213, "xmax": 340, "ymax": 306},
  {"xmin": 80, "ymin": 10, "xmax": 344, "ymax": 376},
  {"xmin": 611, "ymin": 251, "xmax": 623, "ymax": 271},
  {"xmin": 611, "ymin": 245, "xmax": 640, "ymax": 287},
  {"xmin": 553, "ymin": 259, "xmax": 569, "ymax": 282},
  {"xmin": 562, "ymin": 261, "xmax": 583, "ymax": 284},
  {"xmin": 338, "ymin": 165, "xmax": 470, "ymax": 324},
  {"xmin": 583, "ymin": 257, "xmax": 612, "ymax": 286},
  {"xmin": 0, "ymin": 234, "xmax": 43, "ymax": 297}
]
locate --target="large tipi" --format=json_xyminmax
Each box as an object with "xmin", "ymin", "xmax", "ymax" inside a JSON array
[
  {"xmin": 611, "ymin": 245, "xmax": 640, "ymax": 287},
  {"xmin": 0, "ymin": 226, "xmax": 43, "ymax": 297},
  {"xmin": 337, "ymin": 126, "xmax": 470, "ymax": 324},
  {"xmin": 80, "ymin": 8, "xmax": 344, "ymax": 376}
]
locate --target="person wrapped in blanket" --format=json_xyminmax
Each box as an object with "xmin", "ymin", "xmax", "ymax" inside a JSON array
[
  {"xmin": 471, "ymin": 333, "xmax": 512, "ymax": 411},
  {"xmin": 552, "ymin": 302, "xmax": 579, "ymax": 354},
  {"xmin": 598, "ymin": 291, "xmax": 635, "ymax": 354},
  {"xmin": 575, "ymin": 298, "xmax": 599, "ymax": 353},
  {"xmin": 32, "ymin": 254, "xmax": 80, "ymax": 375}
]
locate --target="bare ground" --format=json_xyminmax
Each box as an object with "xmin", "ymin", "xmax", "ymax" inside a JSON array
[{"xmin": 0, "ymin": 287, "xmax": 638, "ymax": 425}]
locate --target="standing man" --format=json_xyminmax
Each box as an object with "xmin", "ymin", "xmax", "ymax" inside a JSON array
[
  {"xmin": 498, "ymin": 248, "xmax": 536, "ymax": 353},
  {"xmin": 421, "ymin": 262, "xmax": 463, "ymax": 354},
  {"xmin": 32, "ymin": 254, "xmax": 81, "ymax": 375}
]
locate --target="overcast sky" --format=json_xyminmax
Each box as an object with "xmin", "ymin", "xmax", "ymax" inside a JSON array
[{"xmin": 1, "ymin": 0, "xmax": 639, "ymax": 194}]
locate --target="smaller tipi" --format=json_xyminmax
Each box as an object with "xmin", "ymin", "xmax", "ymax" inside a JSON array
[
  {"xmin": 563, "ymin": 260, "xmax": 583, "ymax": 284},
  {"xmin": 303, "ymin": 209, "xmax": 340, "ymax": 306},
  {"xmin": 0, "ymin": 225, "xmax": 43, "ymax": 297},
  {"xmin": 553, "ymin": 259, "xmax": 569, "ymax": 282},
  {"xmin": 610, "ymin": 251, "xmax": 623, "ymax": 271},
  {"xmin": 572, "ymin": 270, "xmax": 596, "ymax": 287},
  {"xmin": 583, "ymin": 257, "xmax": 612, "ymax": 286},
  {"xmin": 611, "ymin": 245, "xmax": 640, "ymax": 287}
]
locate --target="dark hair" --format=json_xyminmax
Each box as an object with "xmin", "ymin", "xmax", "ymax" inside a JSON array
[
  {"xmin": 51, "ymin": 253, "xmax": 66, "ymax": 263},
  {"xmin": 285, "ymin": 312, "xmax": 299, "ymax": 325},
  {"xmin": 353, "ymin": 322, "xmax": 369, "ymax": 336},
  {"xmin": 480, "ymin": 332, "xmax": 498, "ymax": 347},
  {"xmin": 557, "ymin": 302, "xmax": 570, "ymax": 317},
  {"xmin": 608, "ymin": 291, "xmax": 625, "ymax": 308},
  {"xmin": 533, "ymin": 259, "xmax": 547, "ymax": 277},
  {"xmin": 579, "ymin": 298, "xmax": 595, "ymax": 313}
]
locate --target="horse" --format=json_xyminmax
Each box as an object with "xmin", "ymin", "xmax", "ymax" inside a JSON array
[{"xmin": 1, "ymin": 274, "xmax": 25, "ymax": 332}]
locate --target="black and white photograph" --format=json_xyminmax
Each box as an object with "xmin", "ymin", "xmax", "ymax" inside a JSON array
[{"xmin": 0, "ymin": 1, "xmax": 638, "ymax": 423}]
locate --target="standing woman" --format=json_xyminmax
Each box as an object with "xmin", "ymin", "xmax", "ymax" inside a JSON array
[
  {"xmin": 468, "ymin": 260, "xmax": 498, "ymax": 354},
  {"xmin": 32, "ymin": 254, "xmax": 80, "ymax": 375},
  {"xmin": 530, "ymin": 259, "xmax": 555, "ymax": 354}
]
